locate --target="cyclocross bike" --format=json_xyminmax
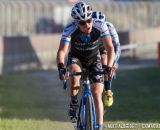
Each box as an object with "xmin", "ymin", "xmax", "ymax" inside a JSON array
[{"xmin": 63, "ymin": 69, "xmax": 106, "ymax": 130}]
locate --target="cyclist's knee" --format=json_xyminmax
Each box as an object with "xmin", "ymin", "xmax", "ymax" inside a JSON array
[
  {"xmin": 68, "ymin": 63, "xmax": 81, "ymax": 72},
  {"xmin": 70, "ymin": 78, "xmax": 80, "ymax": 94},
  {"xmin": 68, "ymin": 63, "xmax": 81, "ymax": 88},
  {"xmin": 101, "ymin": 54, "xmax": 108, "ymax": 65},
  {"xmin": 69, "ymin": 76, "xmax": 80, "ymax": 87},
  {"xmin": 101, "ymin": 53, "xmax": 107, "ymax": 60},
  {"xmin": 94, "ymin": 91, "xmax": 102, "ymax": 100}
]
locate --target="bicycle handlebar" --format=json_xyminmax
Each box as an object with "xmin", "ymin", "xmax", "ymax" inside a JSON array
[{"xmin": 62, "ymin": 70, "xmax": 107, "ymax": 90}]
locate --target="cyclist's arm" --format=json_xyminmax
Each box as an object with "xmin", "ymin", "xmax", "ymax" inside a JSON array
[
  {"xmin": 102, "ymin": 36, "xmax": 115, "ymax": 67},
  {"xmin": 56, "ymin": 42, "xmax": 70, "ymax": 65},
  {"xmin": 115, "ymin": 44, "xmax": 121, "ymax": 63},
  {"xmin": 94, "ymin": 20, "xmax": 115, "ymax": 67},
  {"xmin": 107, "ymin": 22, "xmax": 121, "ymax": 63},
  {"xmin": 57, "ymin": 21, "xmax": 75, "ymax": 65}
]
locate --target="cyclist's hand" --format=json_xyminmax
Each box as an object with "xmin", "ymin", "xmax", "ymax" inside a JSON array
[
  {"xmin": 57, "ymin": 63, "xmax": 66, "ymax": 80},
  {"xmin": 113, "ymin": 63, "xmax": 118, "ymax": 70}
]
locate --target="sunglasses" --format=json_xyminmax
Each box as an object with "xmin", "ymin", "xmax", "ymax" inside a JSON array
[{"xmin": 78, "ymin": 18, "xmax": 92, "ymax": 26}]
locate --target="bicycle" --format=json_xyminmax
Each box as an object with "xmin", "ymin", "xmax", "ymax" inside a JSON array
[{"xmin": 62, "ymin": 69, "xmax": 106, "ymax": 130}]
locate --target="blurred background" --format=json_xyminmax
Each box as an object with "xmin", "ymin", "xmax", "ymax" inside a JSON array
[
  {"xmin": 0, "ymin": 0, "xmax": 160, "ymax": 130},
  {"xmin": 0, "ymin": 0, "xmax": 160, "ymax": 73}
]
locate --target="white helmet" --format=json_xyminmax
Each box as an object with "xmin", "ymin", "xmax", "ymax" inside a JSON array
[
  {"xmin": 92, "ymin": 11, "xmax": 106, "ymax": 22},
  {"xmin": 71, "ymin": 2, "xmax": 92, "ymax": 21}
]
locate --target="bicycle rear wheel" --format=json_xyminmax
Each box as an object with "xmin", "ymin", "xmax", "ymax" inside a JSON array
[{"xmin": 85, "ymin": 96, "xmax": 94, "ymax": 130}]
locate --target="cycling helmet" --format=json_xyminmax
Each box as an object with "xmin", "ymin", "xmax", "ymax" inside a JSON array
[
  {"xmin": 71, "ymin": 2, "xmax": 92, "ymax": 21},
  {"xmin": 92, "ymin": 11, "xmax": 106, "ymax": 21}
]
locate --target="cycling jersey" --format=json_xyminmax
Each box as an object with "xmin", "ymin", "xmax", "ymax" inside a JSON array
[
  {"xmin": 99, "ymin": 21, "xmax": 121, "ymax": 63},
  {"xmin": 60, "ymin": 19, "xmax": 110, "ymax": 83},
  {"xmin": 92, "ymin": 11, "xmax": 121, "ymax": 63},
  {"xmin": 61, "ymin": 19, "xmax": 110, "ymax": 63}
]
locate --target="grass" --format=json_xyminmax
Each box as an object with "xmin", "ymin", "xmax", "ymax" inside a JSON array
[
  {"xmin": 104, "ymin": 67, "xmax": 160, "ymax": 129},
  {"xmin": 0, "ymin": 73, "xmax": 73, "ymax": 130},
  {"xmin": 0, "ymin": 67, "xmax": 160, "ymax": 130},
  {"xmin": 0, "ymin": 74, "xmax": 50, "ymax": 119}
]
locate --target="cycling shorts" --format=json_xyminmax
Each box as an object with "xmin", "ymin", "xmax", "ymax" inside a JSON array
[{"xmin": 67, "ymin": 52, "xmax": 104, "ymax": 84}]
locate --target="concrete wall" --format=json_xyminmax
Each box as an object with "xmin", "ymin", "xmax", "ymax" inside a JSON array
[
  {"xmin": 0, "ymin": 28, "xmax": 160, "ymax": 74},
  {"xmin": 130, "ymin": 27, "xmax": 160, "ymax": 44},
  {"xmin": 0, "ymin": 34, "xmax": 60, "ymax": 75},
  {"xmin": 118, "ymin": 28, "xmax": 160, "ymax": 45}
]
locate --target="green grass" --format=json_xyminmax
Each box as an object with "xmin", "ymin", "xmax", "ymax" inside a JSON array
[
  {"xmin": 0, "ymin": 119, "xmax": 72, "ymax": 130},
  {"xmin": 0, "ymin": 74, "xmax": 50, "ymax": 119},
  {"xmin": 0, "ymin": 73, "xmax": 73, "ymax": 130},
  {"xmin": 104, "ymin": 67, "xmax": 160, "ymax": 129},
  {"xmin": 0, "ymin": 68, "xmax": 160, "ymax": 130}
]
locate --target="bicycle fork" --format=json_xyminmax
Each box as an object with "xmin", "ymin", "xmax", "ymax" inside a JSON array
[{"xmin": 77, "ymin": 82, "xmax": 97, "ymax": 130}]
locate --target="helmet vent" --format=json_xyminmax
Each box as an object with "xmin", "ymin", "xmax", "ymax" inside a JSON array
[
  {"xmin": 71, "ymin": 2, "xmax": 92, "ymax": 21},
  {"xmin": 76, "ymin": 9, "xmax": 80, "ymax": 14}
]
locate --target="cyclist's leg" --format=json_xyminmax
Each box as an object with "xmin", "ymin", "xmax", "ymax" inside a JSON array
[
  {"xmin": 67, "ymin": 53, "xmax": 82, "ymax": 98},
  {"xmin": 67, "ymin": 55, "xmax": 82, "ymax": 122},
  {"xmin": 90, "ymin": 53, "xmax": 104, "ymax": 127},
  {"xmin": 91, "ymin": 82, "xmax": 104, "ymax": 126},
  {"xmin": 68, "ymin": 63, "xmax": 81, "ymax": 97},
  {"xmin": 100, "ymin": 45, "xmax": 118, "ymax": 90},
  {"xmin": 99, "ymin": 45, "xmax": 111, "ymax": 90},
  {"xmin": 100, "ymin": 45, "xmax": 114, "ymax": 108},
  {"xmin": 100, "ymin": 47, "xmax": 108, "ymax": 67}
]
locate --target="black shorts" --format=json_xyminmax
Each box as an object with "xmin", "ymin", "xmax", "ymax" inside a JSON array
[{"xmin": 67, "ymin": 52, "xmax": 104, "ymax": 84}]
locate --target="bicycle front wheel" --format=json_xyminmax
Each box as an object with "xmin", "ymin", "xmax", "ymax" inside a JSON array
[{"xmin": 85, "ymin": 96, "xmax": 94, "ymax": 130}]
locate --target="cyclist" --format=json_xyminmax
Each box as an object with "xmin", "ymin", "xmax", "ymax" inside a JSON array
[
  {"xmin": 56, "ymin": 2, "xmax": 115, "ymax": 130},
  {"xmin": 92, "ymin": 11, "xmax": 121, "ymax": 107}
]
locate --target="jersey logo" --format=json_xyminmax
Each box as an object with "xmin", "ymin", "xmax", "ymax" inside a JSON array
[{"xmin": 78, "ymin": 34, "xmax": 91, "ymax": 43}]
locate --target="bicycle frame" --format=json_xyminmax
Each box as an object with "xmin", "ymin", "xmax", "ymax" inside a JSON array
[
  {"xmin": 63, "ymin": 70, "xmax": 107, "ymax": 130},
  {"xmin": 78, "ymin": 79, "xmax": 96, "ymax": 130}
]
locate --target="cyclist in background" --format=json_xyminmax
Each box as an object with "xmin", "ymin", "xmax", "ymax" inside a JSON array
[
  {"xmin": 92, "ymin": 11, "xmax": 121, "ymax": 107},
  {"xmin": 56, "ymin": 2, "xmax": 115, "ymax": 130}
]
